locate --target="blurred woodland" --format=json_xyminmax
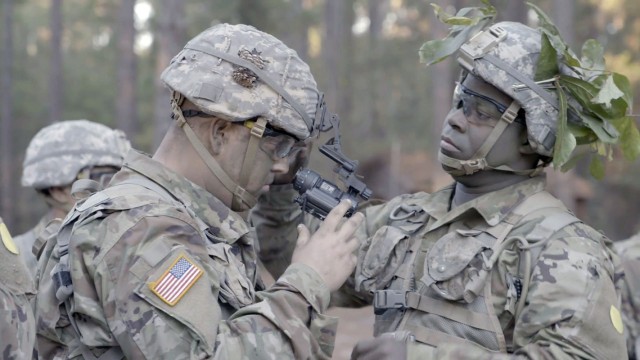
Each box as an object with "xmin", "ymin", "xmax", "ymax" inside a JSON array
[{"xmin": 2, "ymin": 0, "xmax": 640, "ymax": 241}]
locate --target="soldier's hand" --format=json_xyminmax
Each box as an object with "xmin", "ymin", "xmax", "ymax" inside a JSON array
[
  {"xmin": 291, "ymin": 199, "xmax": 362, "ymax": 291},
  {"xmin": 272, "ymin": 141, "xmax": 312, "ymax": 185},
  {"xmin": 351, "ymin": 335, "xmax": 407, "ymax": 360}
]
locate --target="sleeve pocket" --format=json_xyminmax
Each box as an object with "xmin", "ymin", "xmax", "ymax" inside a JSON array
[{"xmin": 133, "ymin": 249, "xmax": 220, "ymax": 355}]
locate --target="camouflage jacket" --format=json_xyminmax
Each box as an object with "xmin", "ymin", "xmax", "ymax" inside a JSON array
[
  {"xmin": 615, "ymin": 234, "xmax": 640, "ymax": 359},
  {"xmin": 35, "ymin": 150, "xmax": 337, "ymax": 360},
  {"xmin": 252, "ymin": 176, "xmax": 627, "ymax": 359},
  {"xmin": 0, "ymin": 217, "xmax": 37, "ymax": 359},
  {"xmin": 15, "ymin": 212, "xmax": 54, "ymax": 278}
]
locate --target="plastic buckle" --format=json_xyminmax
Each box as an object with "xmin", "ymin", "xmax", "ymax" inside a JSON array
[
  {"xmin": 458, "ymin": 25, "xmax": 507, "ymax": 71},
  {"xmin": 373, "ymin": 290, "xmax": 407, "ymax": 315},
  {"xmin": 461, "ymin": 158, "xmax": 487, "ymax": 174},
  {"xmin": 250, "ymin": 118, "xmax": 267, "ymax": 138}
]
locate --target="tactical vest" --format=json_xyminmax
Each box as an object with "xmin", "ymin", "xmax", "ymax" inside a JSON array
[{"xmin": 367, "ymin": 190, "xmax": 580, "ymax": 353}]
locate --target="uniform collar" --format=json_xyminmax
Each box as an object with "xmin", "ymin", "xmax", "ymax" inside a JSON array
[
  {"xmin": 423, "ymin": 176, "xmax": 546, "ymax": 231},
  {"xmin": 119, "ymin": 150, "xmax": 250, "ymax": 244}
]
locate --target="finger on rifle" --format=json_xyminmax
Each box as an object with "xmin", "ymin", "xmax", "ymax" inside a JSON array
[
  {"xmin": 321, "ymin": 199, "xmax": 353, "ymax": 230},
  {"xmin": 336, "ymin": 211, "xmax": 364, "ymax": 239}
]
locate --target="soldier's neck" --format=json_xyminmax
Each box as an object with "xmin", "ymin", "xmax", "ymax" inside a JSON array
[{"xmin": 451, "ymin": 171, "xmax": 528, "ymax": 207}]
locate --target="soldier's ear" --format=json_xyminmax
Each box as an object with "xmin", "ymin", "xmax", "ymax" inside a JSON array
[{"xmin": 207, "ymin": 119, "xmax": 232, "ymax": 155}]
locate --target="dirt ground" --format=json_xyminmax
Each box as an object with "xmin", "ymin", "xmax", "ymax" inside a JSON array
[{"xmin": 326, "ymin": 306, "xmax": 375, "ymax": 360}]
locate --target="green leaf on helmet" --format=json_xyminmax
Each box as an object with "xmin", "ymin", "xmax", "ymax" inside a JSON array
[
  {"xmin": 527, "ymin": 3, "xmax": 560, "ymax": 36},
  {"xmin": 589, "ymin": 155, "xmax": 605, "ymax": 180},
  {"xmin": 560, "ymin": 147, "xmax": 590, "ymax": 172},
  {"xmin": 535, "ymin": 33, "xmax": 559, "ymax": 81},
  {"xmin": 420, "ymin": 3, "xmax": 495, "ymax": 66},
  {"xmin": 581, "ymin": 39, "xmax": 605, "ymax": 71},
  {"xmin": 419, "ymin": 22, "xmax": 486, "ymax": 66},
  {"xmin": 560, "ymin": 75, "xmax": 609, "ymax": 118},
  {"xmin": 553, "ymin": 84, "xmax": 577, "ymax": 168},
  {"xmin": 610, "ymin": 116, "xmax": 640, "ymax": 161},
  {"xmin": 582, "ymin": 113, "xmax": 619, "ymax": 143},
  {"xmin": 592, "ymin": 75, "xmax": 625, "ymax": 109}
]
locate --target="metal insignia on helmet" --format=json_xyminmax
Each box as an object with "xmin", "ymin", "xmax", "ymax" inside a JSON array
[{"xmin": 232, "ymin": 48, "xmax": 269, "ymax": 88}]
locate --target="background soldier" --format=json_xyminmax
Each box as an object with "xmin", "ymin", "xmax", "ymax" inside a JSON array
[
  {"xmin": 616, "ymin": 234, "xmax": 640, "ymax": 359},
  {"xmin": 35, "ymin": 23, "xmax": 362, "ymax": 359},
  {"xmin": 253, "ymin": 8, "xmax": 631, "ymax": 360},
  {"xmin": 15, "ymin": 119, "xmax": 131, "ymax": 275},
  {"xmin": 0, "ymin": 216, "xmax": 36, "ymax": 359}
]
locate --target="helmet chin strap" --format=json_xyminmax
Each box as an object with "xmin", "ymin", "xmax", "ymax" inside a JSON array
[
  {"xmin": 170, "ymin": 92, "xmax": 258, "ymax": 211},
  {"xmin": 439, "ymin": 101, "xmax": 545, "ymax": 177}
]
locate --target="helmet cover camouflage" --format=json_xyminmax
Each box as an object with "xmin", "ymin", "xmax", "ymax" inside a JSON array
[
  {"xmin": 457, "ymin": 21, "xmax": 577, "ymax": 157},
  {"xmin": 160, "ymin": 23, "xmax": 320, "ymax": 140},
  {"xmin": 22, "ymin": 120, "xmax": 131, "ymax": 189}
]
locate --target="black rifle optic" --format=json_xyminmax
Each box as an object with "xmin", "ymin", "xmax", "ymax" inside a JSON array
[{"xmin": 293, "ymin": 107, "xmax": 372, "ymax": 220}]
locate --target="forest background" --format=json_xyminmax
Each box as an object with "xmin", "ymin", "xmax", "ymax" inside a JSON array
[{"xmin": 2, "ymin": 0, "xmax": 640, "ymax": 242}]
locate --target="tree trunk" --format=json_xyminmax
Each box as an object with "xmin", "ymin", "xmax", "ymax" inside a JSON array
[
  {"xmin": 429, "ymin": 0, "xmax": 456, "ymax": 159},
  {"xmin": 49, "ymin": 0, "xmax": 63, "ymax": 123},
  {"xmin": 1, "ymin": 0, "xmax": 15, "ymax": 226},
  {"xmin": 152, "ymin": 0, "xmax": 186, "ymax": 150},
  {"xmin": 362, "ymin": 0, "xmax": 386, "ymax": 138},
  {"xmin": 323, "ymin": 0, "xmax": 354, "ymax": 140},
  {"xmin": 281, "ymin": 0, "xmax": 308, "ymax": 61},
  {"xmin": 116, "ymin": 0, "xmax": 137, "ymax": 138}
]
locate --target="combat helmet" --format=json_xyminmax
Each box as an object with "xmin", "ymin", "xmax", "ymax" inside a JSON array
[
  {"xmin": 22, "ymin": 120, "xmax": 131, "ymax": 190},
  {"xmin": 160, "ymin": 23, "xmax": 331, "ymax": 210},
  {"xmin": 437, "ymin": 21, "xmax": 562, "ymax": 176}
]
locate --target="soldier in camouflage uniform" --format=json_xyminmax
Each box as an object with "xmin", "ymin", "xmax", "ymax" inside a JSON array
[
  {"xmin": 34, "ymin": 23, "xmax": 362, "ymax": 359},
  {"xmin": 0, "ymin": 216, "xmax": 36, "ymax": 359},
  {"xmin": 15, "ymin": 120, "xmax": 131, "ymax": 277},
  {"xmin": 615, "ymin": 234, "xmax": 640, "ymax": 359},
  {"xmin": 252, "ymin": 21, "xmax": 628, "ymax": 359}
]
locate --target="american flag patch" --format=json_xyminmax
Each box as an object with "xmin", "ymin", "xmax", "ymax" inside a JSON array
[{"xmin": 149, "ymin": 255, "xmax": 203, "ymax": 306}]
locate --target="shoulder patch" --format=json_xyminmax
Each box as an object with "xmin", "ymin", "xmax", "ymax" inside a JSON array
[
  {"xmin": 0, "ymin": 222, "xmax": 19, "ymax": 254},
  {"xmin": 149, "ymin": 253, "xmax": 203, "ymax": 306}
]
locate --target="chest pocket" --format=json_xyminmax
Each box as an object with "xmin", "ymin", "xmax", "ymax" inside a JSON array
[
  {"xmin": 356, "ymin": 203, "xmax": 427, "ymax": 293},
  {"xmin": 422, "ymin": 229, "xmax": 497, "ymax": 302}
]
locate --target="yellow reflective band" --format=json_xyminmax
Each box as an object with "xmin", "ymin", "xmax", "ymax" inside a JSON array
[
  {"xmin": 0, "ymin": 222, "xmax": 19, "ymax": 254},
  {"xmin": 610, "ymin": 305, "xmax": 624, "ymax": 334}
]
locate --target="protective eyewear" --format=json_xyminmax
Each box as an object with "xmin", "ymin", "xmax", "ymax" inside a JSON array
[
  {"xmin": 244, "ymin": 120, "xmax": 298, "ymax": 159},
  {"xmin": 452, "ymin": 82, "xmax": 524, "ymax": 126}
]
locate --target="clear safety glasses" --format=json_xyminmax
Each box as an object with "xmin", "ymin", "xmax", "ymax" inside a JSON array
[{"xmin": 452, "ymin": 82, "xmax": 524, "ymax": 126}]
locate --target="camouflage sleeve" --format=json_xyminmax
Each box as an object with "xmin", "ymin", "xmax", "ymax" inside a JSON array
[
  {"xmin": 619, "ymin": 248, "xmax": 640, "ymax": 359},
  {"xmin": 0, "ymin": 285, "xmax": 36, "ymax": 359},
  {"xmin": 75, "ymin": 214, "xmax": 336, "ymax": 359},
  {"xmin": 428, "ymin": 226, "xmax": 628, "ymax": 359}
]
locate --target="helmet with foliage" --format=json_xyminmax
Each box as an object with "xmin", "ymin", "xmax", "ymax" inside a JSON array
[
  {"xmin": 161, "ymin": 23, "xmax": 323, "ymax": 140},
  {"xmin": 420, "ymin": 2, "xmax": 640, "ymax": 178},
  {"xmin": 22, "ymin": 120, "xmax": 131, "ymax": 189}
]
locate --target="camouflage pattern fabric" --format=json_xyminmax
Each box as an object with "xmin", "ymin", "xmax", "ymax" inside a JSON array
[
  {"xmin": 0, "ymin": 217, "xmax": 36, "ymax": 359},
  {"xmin": 161, "ymin": 23, "xmax": 320, "ymax": 140},
  {"xmin": 35, "ymin": 150, "xmax": 338, "ymax": 359},
  {"xmin": 615, "ymin": 234, "xmax": 640, "ymax": 359},
  {"xmin": 22, "ymin": 119, "xmax": 131, "ymax": 189},
  {"xmin": 252, "ymin": 176, "xmax": 627, "ymax": 359},
  {"xmin": 14, "ymin": 213, "xmax": 54, "ymax": 278}
]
